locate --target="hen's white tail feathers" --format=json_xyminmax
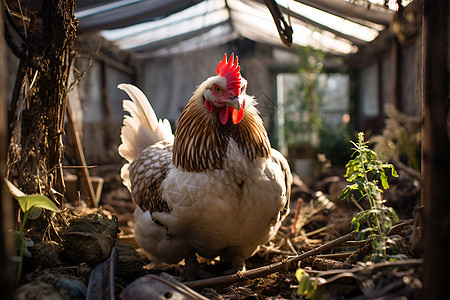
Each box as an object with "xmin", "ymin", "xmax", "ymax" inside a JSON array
[{"xmin": 118, "ymin": 83, "xmax": 173, "ymax": 164}]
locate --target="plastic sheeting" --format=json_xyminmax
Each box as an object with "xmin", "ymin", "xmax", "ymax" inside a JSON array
[{"xmin": 76, "ymin": 0, "xmax": 396, "ymax": 56}]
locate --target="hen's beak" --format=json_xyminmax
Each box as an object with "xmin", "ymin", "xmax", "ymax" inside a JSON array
[{"xmin": 221, "ymin": 96, "xmax": 241, "ymax": 111}]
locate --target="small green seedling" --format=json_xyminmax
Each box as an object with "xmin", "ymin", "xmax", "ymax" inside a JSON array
[
  {"xmin": 339, "ymin": 132, "xmax": 399, "ymax": 262},
  {"xmin": 295, "ymin": 268, "xmax": 324, "ymax": 299},
  {"xmin": 4, "ymin": 178, "xmax": 60, "ymax": 285}
]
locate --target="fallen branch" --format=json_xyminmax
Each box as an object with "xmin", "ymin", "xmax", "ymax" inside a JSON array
[
  {"xmin": 316, "ymin": 258, "xmax": 423, "ymax": 280},
  {"xmin": 305, "ymin": 256, "xmax": 352, "ymax": 271},
  {"xmin": 317, "ymin": 251, "xmax": 354, "ymax": 260},
  {"xmin": 387, "ymin": 218, "xmax": 414, "ymax": 236},
  {"xmin": 184, "ymin": 231, "xmax": 356, "ymax": 290}
]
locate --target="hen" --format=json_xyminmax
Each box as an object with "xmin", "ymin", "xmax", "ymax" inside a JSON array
[{"xmin": 118, "ymin": 54, "xmax": 292, "ymax": 276}]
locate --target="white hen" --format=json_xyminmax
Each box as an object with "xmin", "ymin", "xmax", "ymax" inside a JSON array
[{"xmin": 118, "ymin": 54, "xmax": 292, "ymax": 276}]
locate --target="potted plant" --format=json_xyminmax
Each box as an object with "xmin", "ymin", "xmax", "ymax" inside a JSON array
[{"xmin": 283, "ymin": 46, "xmax": 324, "ymax": 178}]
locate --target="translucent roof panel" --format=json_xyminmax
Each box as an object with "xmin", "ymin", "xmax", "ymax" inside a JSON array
[
  {"xmin": 76, "ymin": 0, "xmax": 204, "ymax": 32},
  {"xmin": 95, "ymin": 0, "xmax": 394, "ymax": 57},
  {"xmin": 140, "ymin": 24, "xmax": 239, "ymax": 58},
  {"xmin": 102, "ymin": 1, "xmax": 229, "ymax": 50},
  {"xmin": 276, "ymin": 0, "xmax": 380, "ymax": 42},
  {"xmin": 230, "ymin": 0, "xmax": 357, "ymax": 54}
]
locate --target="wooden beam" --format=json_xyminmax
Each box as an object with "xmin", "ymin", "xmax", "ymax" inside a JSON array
[
  {"xmin": 295, "ymin": 0, "xmax": 393, "ymax": 26},
  {"xmin": 421, "ymin": 0, "xmax": 449, "ymax": 298},
  {"xmin": 253, "ymin": 0, "xmax": 368, "ymax": 46},
  {"xmin": 66, "ymin": 96, "xmax": 98, "ymax": 208}
]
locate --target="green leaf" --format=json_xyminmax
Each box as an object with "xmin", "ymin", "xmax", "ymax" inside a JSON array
[
  {"xmin": 388, "ymin": 207, "xmax": 399, "ymax": 223},
  {"xmin": 28, "ymin": 207, "xmax": 42, "ymax": 220},
  {"xmin": 296, "ymin": 269, "xmax": 310, "ymax": 296},
  {"xmin": 295, "ymin": 268, "xmax": 319, "ymax": 299},
  {"xmin": 16, "ymin": 195, "xmax": 60, "ymax": 213},
  {"xmin": 356, "ymin": 180, "xmax": 365, "ymax": 191},
  {"xmin": 4, "ymin": 178, "xmax": 25, "ymax": 198},
  {"xmin": 380, "ymin": 172, "xmax": 389, "ymax": 189},
  {"xmin": 390, "ymin": 166, "xmax": 398, "ymax": 177},
  {"xmin": 5, "ymin": 178, "xmax": 59, "ymax": 213},
  {"xmin": 339, "ymin": 184, "xmax": 359, "ymax": 200},
  {"xmin": 353, "ymin": 210, "xmax": 371, "ymax": 224},
  {"xmin": 350, "ymin": 219, "xmax": 360, "ymax": 232},
  {"xmin": 339, "ymin": 186, "xmax": 350, "ymax": 200},
  {"xmin": 295, "ymin": 268, "xmax": 307, "ymax": 282}
]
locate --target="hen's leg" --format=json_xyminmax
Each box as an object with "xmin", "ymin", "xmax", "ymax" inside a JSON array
[
  {"xmin": 223, "ymin": 257, "xmax": 246, "ymax": 275},
  {"xmin": 183, "ymin": 252, "xmax": 212, "ymax": 281}
]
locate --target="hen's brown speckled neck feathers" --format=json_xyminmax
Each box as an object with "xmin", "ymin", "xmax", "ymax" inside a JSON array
[{"xmin": 173, "ymin": 93, "xmax": 270, "ymax": 172}]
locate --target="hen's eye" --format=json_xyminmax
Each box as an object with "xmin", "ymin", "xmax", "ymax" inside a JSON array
[{"xmin": 214, "ymin": 86, "xmax": 222, "ymax": 94}]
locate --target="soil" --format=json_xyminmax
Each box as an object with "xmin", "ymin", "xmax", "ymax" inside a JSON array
[{"xmin": 14, "ymin": 162, "xmax": 423, "ymax": 299}]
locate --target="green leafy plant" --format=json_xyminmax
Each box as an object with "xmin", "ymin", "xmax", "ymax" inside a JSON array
[
  {"xmin": 339, "ymin": 132, "xmax": 399, "ymax": 262},
  {"xmin": 4, "ymin": 178, "xmax": 60, "ymax": 284},
  {"xmin": 295, "ymin": 268, "xmax": 324, "ymax": 299},
  {"xmin": 284, "ymin": 46, "xmax": 325, "ymax": 149}
]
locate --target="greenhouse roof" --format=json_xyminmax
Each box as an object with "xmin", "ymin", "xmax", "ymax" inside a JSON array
[{"xmin": 75, "ymin": 0, "xmax": 399, "ymax": 57}]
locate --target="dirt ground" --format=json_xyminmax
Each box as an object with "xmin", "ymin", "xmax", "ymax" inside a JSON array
[{"xmin": 14, "ymin": 162, "xmax": 423, "ymax": 299}]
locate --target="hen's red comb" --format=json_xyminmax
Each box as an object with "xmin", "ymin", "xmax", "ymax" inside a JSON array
[{"xmin": 216, "ymin": 53, "xmax": 241, "ymax": 97}]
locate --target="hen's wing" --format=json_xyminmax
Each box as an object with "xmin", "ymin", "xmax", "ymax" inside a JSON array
[
  {"xmin": 270, "ymin": 148, "xmax": 292, "ymax": 221},
  {"xmin": 128, "ymin": 141, "xmax": 173, "ymax": 215},
  {"xmin": 129, "ymin": 140, "xmax": 194, "ymax": 264}
]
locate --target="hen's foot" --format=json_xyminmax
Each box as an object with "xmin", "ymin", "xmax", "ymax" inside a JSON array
[
  {"xmin": 183, "ymin": 252, "xmax": 213, "ymax": 281},
  {"xmin": 223, "ymin": 257, "xmax": 246, "ymax": 275}
]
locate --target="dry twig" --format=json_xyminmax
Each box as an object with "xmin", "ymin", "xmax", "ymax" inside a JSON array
[
  {"xmin": 184, "ymin": 231, "xmax": 356, "ymax": 290},
  {"xmin": 316, "ymin": 258, "xmax": 423, "ymax": 280}
]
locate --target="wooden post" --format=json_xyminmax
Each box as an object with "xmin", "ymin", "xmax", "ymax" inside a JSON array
[
  {"xmin": 421, "ymin": 0, "xmax": 449, "ymax": 298},
  {"xmin": 376, "ymin": 58, "xmax": 384, "ymax": 132},
  {"xmin": 0, "ymin": 1, "xmax": 15, "ymax": 296},
  {"xmin": 391, "ymin": 38, "xmax": 401, "ymax": 111},
  {"xmin": 6, "ymin": 0, "xmax": 77, "ymax": 200}
]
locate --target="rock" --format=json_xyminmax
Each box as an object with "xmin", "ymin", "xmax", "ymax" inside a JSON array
[
  {"xmin": 116, "ymin": 241, "xmax": 146, "ymax": 281},
  {"xmin": 60, "ymin": 213, "xmax": 119, "ymax": 265},
  {"xmin": 55, "ymin": 278, "xmax": 87, "ymax": 300},
  {"xmin": 15, "ymin": 277, "xmax": 87, "ymax": 300},
  {"xmin": 28, "ymin": 241, "xmax": 61, "ymax": 270},
  {"xmin": 15, "ymin": 281, "xmax": 63, "ymax": 300}
]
